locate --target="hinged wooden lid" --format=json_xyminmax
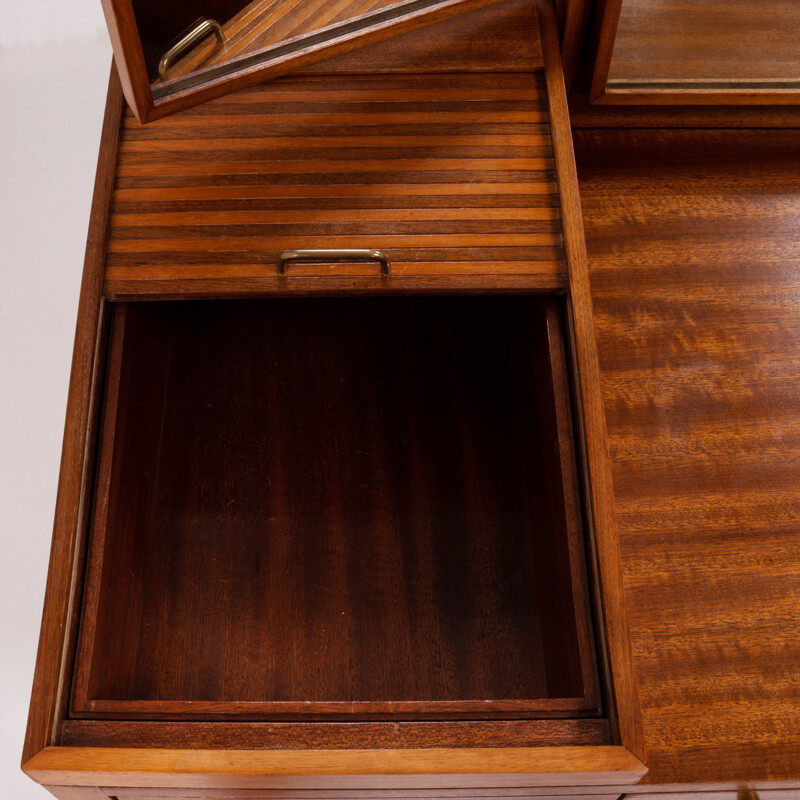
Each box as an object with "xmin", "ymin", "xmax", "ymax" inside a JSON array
[{"xmin": 101, "ymin": 0, "xmax": 508, "ymax": 122}]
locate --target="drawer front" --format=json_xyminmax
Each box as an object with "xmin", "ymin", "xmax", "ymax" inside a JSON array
[{"xmin": 104, "ymin": 72, "xmax": 566, "ymax": 299}]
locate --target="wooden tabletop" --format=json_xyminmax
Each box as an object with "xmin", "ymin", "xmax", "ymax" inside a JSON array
[{"xmin": 575, "ymin": 127, "xmax": 800, "ymax": 786}]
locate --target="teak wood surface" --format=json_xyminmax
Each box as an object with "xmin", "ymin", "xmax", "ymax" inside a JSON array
[
  {"xmin": 25, "ymin": 0, "xmax": 649, "ymax": 790},
  {"xmin": 101, "ymin": 0, "xmax": 512, "ymax": 121},
  {"xmin": 104, "ymin": 66, "xmax": 567, "ymax": 296},
  {"xmin": 567, "ymin": 96, "xmax": 800, "ymax": 129},
  {"xmin": 162, "ymin": 0, "xmax": 403, "ymax": 81},
  {"xmin": 559, "ymin": 0, "xmax": 800, "ymax": 106},
  {"xmin": 103, "ymin": 0, "xmax": 558, "ymax": 299},
  {"xmin": 574, "ymin": 127, "xmax": 800, "ymax": 787},
  {"xmin": 607, "ymin": 0, "xmax": 800, "ymax": 86},
  {"xmin": 31, "ymin": 0, "xmax": 800, "ymax": 797},
  {"xmin": 297, "ymin": 0, "xmax": 542, "ymax": 75}
]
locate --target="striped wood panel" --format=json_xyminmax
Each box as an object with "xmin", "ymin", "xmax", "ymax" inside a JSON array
[{"xmin": 105, "ymin": 71, "xmax": 566, "ymax": 298}]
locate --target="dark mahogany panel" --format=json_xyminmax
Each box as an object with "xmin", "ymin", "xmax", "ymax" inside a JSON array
[{"xmin": 72, "ymin": 296, "xmax": 597, "ymax": 721}]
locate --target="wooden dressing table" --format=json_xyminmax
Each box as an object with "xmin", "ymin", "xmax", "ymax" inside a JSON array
[{"xmin": 22, "ymin": 0, "xmax": 800, "ymax": 798}]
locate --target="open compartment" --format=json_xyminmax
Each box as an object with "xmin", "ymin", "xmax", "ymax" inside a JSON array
[{"xmin": 71, "ymin": 295, "xmax": 601, "ymax": 723}]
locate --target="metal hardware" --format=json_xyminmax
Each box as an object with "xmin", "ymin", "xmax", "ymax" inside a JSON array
[
  {"xmin": 277, "ymin": 249, "xmax": 391, "ymax": 276},
  {"xmin": 158, "ymin": 19, "xmax": 225, "ymax": 82},
  {"xmin": 152, "ymin": 0, "xmax": 462, "ymax": 99}
]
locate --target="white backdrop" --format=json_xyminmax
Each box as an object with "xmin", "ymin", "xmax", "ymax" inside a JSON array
[
  {"xmin": 1, "ymin": 0, "xmax": 113, "ymax": 796},
  {"xmin": 1, "ymin": 0, "xmax": 108, "ymax": 48}
]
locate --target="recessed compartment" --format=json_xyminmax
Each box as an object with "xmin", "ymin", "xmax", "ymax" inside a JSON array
[{"xmin": 71, "ymin": 295, "xmax": 600, "ymax": 726}]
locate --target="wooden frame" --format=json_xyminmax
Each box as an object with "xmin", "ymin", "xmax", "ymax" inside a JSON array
[
  {"xmin": 23, "ymin": 2, "xmax": 648, "ymax": 795},
  {"xmin": 583, "ymin": 0, "xmax": 800, "ymax": 105},
  {"xmin": 21, "ymin": 65, "xmax": 124, "ymax": 774},
  {"xmin": 100, "ymin": 0, "xmax": 510, "ymax": 122},
  {"xmin": 552, "ymin": 0, "xmax": 590, "ymax": 92},
  {"xmin": 536, "ymin": 0, "xmax": 645, "ymax": 763}
]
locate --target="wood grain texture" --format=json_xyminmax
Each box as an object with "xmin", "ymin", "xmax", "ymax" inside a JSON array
[
  {"xmin": 60, "ymin": 718, "xmax": 611, "ymax": 749},
  {"xmin": 104, "ymin": 0, "xmax": 514, "ymax": 121},
  {"xmin": 574, "ymin": 128, "xmax": 800, "ymax": 785},
  {"xmin": 70, "ymin": 296, "xmax": 598, "ymax": 722},
  {"xmin": 594, "ymin": 88, "xmax": 800, "ymax": 106},
  {"xmin": 585, "ymin": 0, "xmax": 622, "ymax": 102},
  {"xmin": 569, "ymin": 95, "xmax": 800, "ymax": 128},
  {"xmin": 23, "ymin": 745, "xmax": 648, "ymax": 788},
  {"xmin": 536, "ymin": 0, "xmax": 645, "ymax": 763},
  {"xmin": 24, "ymin": 6, "xmax": 657, "ymax": 796},
  {"xmin": 106, "ymin": 789, "xmax": 624, "ymax": 800},
  {"xmin": 144, "ymin": 0, "xmax": 512, "ymax": 121},
  {"xmin": 166, "ymin": 0, "xmax": 542, "ymax": 79},
  {"xmin": 584, "ymin": 0, "xmax": 800, "ymax": 104},
  {"xmin": 51, "ymin": 784, "xmax": 800, "ymax": 799},
  {"xmin": 22, "ymin": 69, "xmax": 125, "ymax": 766},
  {"xmin": 164, "ymin": 0, "xmax": 403, "ymax": 80},
  {"xmin": 608, "ymin": 0, "xmax": 800, "ymax": 84},
  {"xmin": 298, "ymin": 0, "xmax": 542, "ymax": 75},
  {"xmin": 105, "ymin": 71, "xmax": 566, "ymax": 298},
  {"xmin": 100, "ymin": 0, "xmax": 155, "ymax": 121},
  {"xmin": 553, "ymin": 0, "xmax": 589, "ymax": 91},
  {"xmin": 88, "ymin": 791, "xmax": 800, "ymax": 800},
  {"xmin": 624, "ymin": 794, "xmax": 800, "ymax": 800}
]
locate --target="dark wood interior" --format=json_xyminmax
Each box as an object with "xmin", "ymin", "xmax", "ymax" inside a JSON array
[
  {"xmin": 132, "ymin": 0, "xmax": 494, "ymax": 84},
  {"xmin": 132, "ymin": 0, "xmax": 249, "ymax": 80},
  {"xmin": 71, "ymin": 295, "xmax": 600, "ymax": 721},
  {"xmin": 162, "ymin": 0, "xmax": 404, "ymax": 84}
]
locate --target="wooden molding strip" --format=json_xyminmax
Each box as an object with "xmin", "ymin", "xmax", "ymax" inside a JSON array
[
  {"xmin": 597, "ymin": 87, "xmax": 800, "ymax": 106},
  {"xmin": 24, "ymin": 745, "xmax": 647, "ymax": 788},
  {"xmin": 535, "ymin": 0, "xmax": 647, "ymax": 764}
]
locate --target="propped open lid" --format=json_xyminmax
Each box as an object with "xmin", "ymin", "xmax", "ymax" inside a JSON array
[{"xmin": 101, "ymin": 0, "xmax": 507, "ymax": 122}]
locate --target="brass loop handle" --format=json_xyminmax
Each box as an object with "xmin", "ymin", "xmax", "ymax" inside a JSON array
[
  {"xmin": 158, "ymin": 19, "xmax": 225, "ymax": 82},
  {"xmin": 277, "ymin": 249, "xmax": 391, "ymax": 276}
]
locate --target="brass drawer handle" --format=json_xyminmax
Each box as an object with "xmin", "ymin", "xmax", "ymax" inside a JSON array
[
  {"xmin": 277, "ymin": 249, "xmax": 391, "ymax": 276},
  {"xmin": 158, "ymin": 19, "xmax": 225, "ymax": 82}
]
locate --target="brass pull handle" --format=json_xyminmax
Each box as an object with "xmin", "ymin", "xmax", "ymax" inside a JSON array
[
  {"xmin": 277, "ymin": 249, "xmax": 391, "ymax": 276},
  {"xmin": 158, "ymin": 19, "xmax": 225, "ymax": 82}
]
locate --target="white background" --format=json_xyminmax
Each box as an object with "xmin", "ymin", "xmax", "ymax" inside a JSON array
[{"xmin": 1, "ymin": 1, "xmax": 113, "ymax": 797}]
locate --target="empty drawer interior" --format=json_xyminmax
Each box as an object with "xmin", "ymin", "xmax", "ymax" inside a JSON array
[{"xmin": 72, "ymin": 295, "xmax": 600, "ymax": 720}]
